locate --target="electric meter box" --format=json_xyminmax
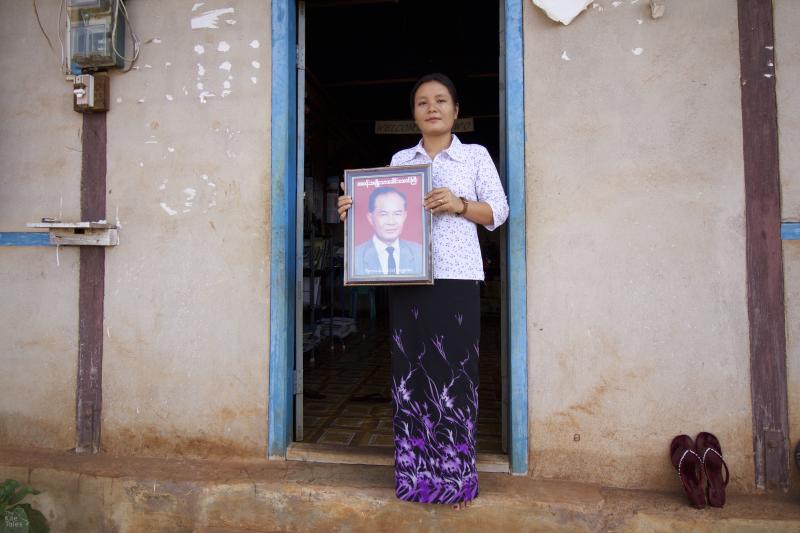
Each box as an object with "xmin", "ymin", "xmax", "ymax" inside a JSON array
[{"xmin": 67, "ymin": 0, "xmax": 125, "ymax": 72}]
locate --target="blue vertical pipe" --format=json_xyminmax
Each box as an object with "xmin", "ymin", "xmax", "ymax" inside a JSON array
[
  {"xmin": 504, "ymin": 0, "xmax": 529, "ymax": 475},
  {"xmin": 268, "ymin": 0, "xmax": 297, "ymax": 458}
]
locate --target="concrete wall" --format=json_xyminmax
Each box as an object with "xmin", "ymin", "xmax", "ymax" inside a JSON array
[
  {"xmin": 101, "ymin": 1, "xmax": 271, "ymax": 458},
  {"xmin": 776, "ymin": 0, "xmax": 800, "ymax": 492},
  {"xmin": 523, "ymin": 1, "xmax": 753, "ymax": 491},
  {"xmin": 0, "ymin": 4, "xmax": 82, "ymax": 449},
  {"xmin": 0, "ymin": 1, "xmax": 271, "ymax": 458}
]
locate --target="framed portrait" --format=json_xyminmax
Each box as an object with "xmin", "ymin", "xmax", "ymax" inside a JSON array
[{"xmin": 343, "ymin": 164, "xmax": 433, "ymax": 286}]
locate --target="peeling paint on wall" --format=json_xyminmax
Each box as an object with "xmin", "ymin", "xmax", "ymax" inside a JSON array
[
  {"xmin": 191, "ymin": 7, "xmax": 235, "ymax": 30},
  {"xmin": 532, "ymin": 0, "xmax": 593, "ymax": 25}
]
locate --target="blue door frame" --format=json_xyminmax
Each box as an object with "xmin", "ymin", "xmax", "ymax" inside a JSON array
[{"xmin": 268, "ymin": 0, "xmax": 529, "ymax": 474}]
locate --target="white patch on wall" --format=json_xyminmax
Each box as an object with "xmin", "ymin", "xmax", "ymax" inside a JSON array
[
  {"xmin": 165, "ymin": 61, "xmax": 172, "ymax": 68},
  {"xmin": 165, "ymin": 94, "xmax": 174, "ymax": 101},
  {"xmin": 217, "ymin": 41, "xmax": 231, "ymax": 52},
  {"xmin": 191, "ymin": 7, "xmax": 235, "ymax": 30},
  {"xmin": 183, "ymin": 188, "xmax": 197, "ymax": 208},
  {"xmin": 251, "ymin": 77, "xmax": 257, "ymax": 84},
  {"xmin": 160, "ymin": 202, "xmax": 178, "ymax": 216},
  {"xmin": 197, "ymin": 64, "xmax": 206, "ymax": 76},
  {"xmin": 612, "ymin": 1, "xmax": 621, "ymax": 6},
  {"xmin": 219, "ymin": 61, "xmax": 232, "ymax": 71},
  {"xmin": 225, "ymin": 19, "xmax": 236, "ymax": 25},
  {"xmin": 561, "ymin": 50, "xmax": 571, "ymax": 61},
  {"xmin": 223, "ymin": 80, "xmax": 231, "ymax": 89},
  {"xmin": 250, "ymin": 40, "xmax": 260, "ymax": 49},
  {"xmin": 198, "ymin": 91, "xmax": 215, "ymax": 103},
  {"xmin": 192, "ymin": 2, "xmax": 205, "ymax": 12},
  {"xmin": 152, "ymin": 38, "xmax": 162, "ymax": 44},
  {"xmin": 116, "ymin": 97, "xmax": 123, "ymax": 103},
  {"xmin": 144, "ymin": 64, "xmax": 152, "ymax": 69},
  {"xmin": 632, "ymin": 47, "xmax": 643, "ymax": 55},
  {"xmin": 168, "ymin": 147, "xmax": 176, "ymax": 153},
  {"xmin": 251, "ymin": 60, "xmax": 260, "ymax": 69},
  {"xmin": 532, "ymin": 0, "xmax": 593, "ymax": 25},
  {"xmin": 194, "ymin": 44, "xmax": 205, "ymax": 55}
]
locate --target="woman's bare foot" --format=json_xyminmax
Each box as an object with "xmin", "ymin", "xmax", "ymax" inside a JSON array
[{"xmin": 452, "ymin": 500, "xmax": 471, "ymax": 511}]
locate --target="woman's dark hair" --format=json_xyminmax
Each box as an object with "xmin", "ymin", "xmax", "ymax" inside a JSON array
[{"xmin": 409, "ymin": 72, "xmax": 460, "ymax": 111}]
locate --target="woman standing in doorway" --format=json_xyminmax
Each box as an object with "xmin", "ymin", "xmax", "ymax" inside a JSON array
[{"xmin": 338, "ymin": 73, "xmax": 509, "ymax": 509}]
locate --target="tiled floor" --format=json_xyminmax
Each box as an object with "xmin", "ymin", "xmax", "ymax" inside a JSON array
[{"xmin": 300, "ymin": 315, "xmax": 504, "ymax": 453}]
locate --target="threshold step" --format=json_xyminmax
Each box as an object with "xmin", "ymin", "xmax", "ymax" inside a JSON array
[{"xmin": 287, "ymin": 442, "xmax": 509, "ymax": 473}]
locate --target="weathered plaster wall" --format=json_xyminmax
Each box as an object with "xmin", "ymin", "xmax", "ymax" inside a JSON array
[
  {"xmin": 523, "ymin": 1, "xmax": 752, "ymax": 491},
  {"xmin": 101, "ymin": 1, "xmax": 271, "ymax": 458},
  {"xmin": 0, "ymin": 4, "xmax": 82, "ymax": 449},
  {"xmin": 776, "ymin": 0, "xmax": 800, "ymax": 492}
]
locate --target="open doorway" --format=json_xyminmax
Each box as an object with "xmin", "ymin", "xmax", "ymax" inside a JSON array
[{"xmin": 294, "ymin": 0, "xmax": 506, "ymax": 461}]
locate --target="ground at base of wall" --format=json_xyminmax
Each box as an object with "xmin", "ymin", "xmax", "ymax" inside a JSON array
[{"xmin": 1, "ymin": 447, "xmax": 798, "ymax": 532}]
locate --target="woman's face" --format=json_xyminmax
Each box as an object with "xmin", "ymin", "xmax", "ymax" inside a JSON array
[{"xmin": 413, "ymin": 80, "xmax": 459, "ymax": 137}]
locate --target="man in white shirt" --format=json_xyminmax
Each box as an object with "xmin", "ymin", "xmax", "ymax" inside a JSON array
[{"xmin": 353, "ymin": 187, "xmax": 423, "ymax": 276}]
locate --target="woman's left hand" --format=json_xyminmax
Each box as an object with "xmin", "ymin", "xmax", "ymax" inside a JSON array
[{"xmin": 424, "ymin": 187, "xmax": 464, "ymax": 215}]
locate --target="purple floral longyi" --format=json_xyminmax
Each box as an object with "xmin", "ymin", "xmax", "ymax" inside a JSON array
[{"xmin": 391, "ymin": 318, "xmax": 480, "ymax": 504}]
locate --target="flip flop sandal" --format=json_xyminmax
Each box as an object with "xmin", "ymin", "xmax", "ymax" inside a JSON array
[
  {"xmin": 670, "ymin": 434, "xmax": 706, "ymax": 509},
  {"xmin": 696, "ymin": 431, "xmax": 730, "ymax": 508}
]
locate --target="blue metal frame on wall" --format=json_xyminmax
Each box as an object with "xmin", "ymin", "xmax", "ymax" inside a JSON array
[
  {"xmin": 504, "ymin": 0, "xmax": 528, "ymax": 475},
  {"xmin": 268, "ymin": 0, "xmax": 297, "ymax": 459},
  {"xmin": 268, "ymin": 0, "xmax": 529, "ymax": 474},
  {"xmin": 0, "ymin": 233, "xmax": 51, "ymax": 246}
]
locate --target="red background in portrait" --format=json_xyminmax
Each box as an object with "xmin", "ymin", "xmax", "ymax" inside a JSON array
[{"xmin": 351, "ymin": 174, "xmax": 424, "ymax": 247}]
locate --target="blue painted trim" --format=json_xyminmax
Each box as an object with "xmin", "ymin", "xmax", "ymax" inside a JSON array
[
  {"xmin": 782, "ymin": 223, "xmax": 800, "ymax": 240},
  {"xmin": 0, "ymin": 232, "xmax": 51, "ymax": 247},
  {"xmin": 505, "ymin": 0, "xmax": 529, "ymax": 475},
  {"xmin": 268, "ymin": 0, "xmax": 297, "ymax": 458}
]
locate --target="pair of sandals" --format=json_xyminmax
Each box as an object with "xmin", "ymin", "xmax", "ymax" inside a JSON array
[{"xmin": 670, "ymin": 432, "xmax": 730, "ymax": 508}]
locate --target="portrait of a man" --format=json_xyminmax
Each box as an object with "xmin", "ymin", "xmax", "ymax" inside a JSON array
[{"xmin": 353, "ymin": 186, "xmax": 423, "ymax": 276}]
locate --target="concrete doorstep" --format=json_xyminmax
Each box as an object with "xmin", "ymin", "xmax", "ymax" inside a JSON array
[{"xmin": 1, "ymin": 447, "xmax": 799, "ymax": 532}]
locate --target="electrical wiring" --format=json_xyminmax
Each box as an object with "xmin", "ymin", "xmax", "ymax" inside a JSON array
[
  {"xmin": 57, "ymin": 0, "xmax": 68, "ymax": 74},
  {"xmin": 36, "ymin": 0, "xmax": 140, "ymax": 75},
  {"xmin": 33, "ymin": 0, "xmax": 78, "ymax": 75},
  {"xmin": 33, "ymin": 0, "xmax": 69, "ymax": 73},
  {"xmin": 111, "ymin": 0, "xmax": 141, "ymax": 72}
]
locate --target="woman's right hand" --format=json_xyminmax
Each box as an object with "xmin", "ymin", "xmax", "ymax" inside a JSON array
[{"xmin": 337, "ymin": 182, "xmax": 352, "ymax": 222}]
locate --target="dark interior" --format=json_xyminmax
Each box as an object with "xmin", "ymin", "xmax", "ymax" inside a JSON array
[{"xmin": 298, "ymin": 0, "xmax": 505, "ymax": 454}]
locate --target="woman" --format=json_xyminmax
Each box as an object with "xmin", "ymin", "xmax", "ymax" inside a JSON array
[{"xmin": 338, "ymin": 73, "xmax": 509, "ymax": 509}]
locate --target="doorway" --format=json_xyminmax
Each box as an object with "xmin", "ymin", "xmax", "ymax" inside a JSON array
[
  {"xmin": 294, "ymin": 0, "xmax": 505, "ymax": 458},
  {"xmin": 268, "ymin": 0, "xmax": 528, "ymax": 475}
]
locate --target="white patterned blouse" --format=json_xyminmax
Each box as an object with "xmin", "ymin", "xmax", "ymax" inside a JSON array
[{"xmin": 390, "ymin": 135, "xmax": 509, "ymax": 281}]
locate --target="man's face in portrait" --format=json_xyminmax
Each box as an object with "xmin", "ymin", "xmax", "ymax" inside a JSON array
[{"xmin": 367, "ymin": 191, "xmax": 407, "ymax": 244}]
